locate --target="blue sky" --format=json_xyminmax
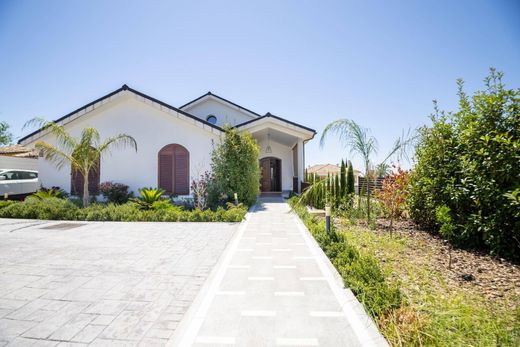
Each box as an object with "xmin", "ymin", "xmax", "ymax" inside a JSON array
[{"xmin": 0, "ymin": 0, "xmax": 518, "ymax": 170}]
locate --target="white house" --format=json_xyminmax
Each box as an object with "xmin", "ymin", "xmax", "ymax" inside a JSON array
[{"xmin": 18, "ymin": 85, "xmax": 316, "ymax": 196}]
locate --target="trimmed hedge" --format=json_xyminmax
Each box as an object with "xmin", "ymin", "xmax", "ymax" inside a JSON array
[
  {"xmin": 288, "ymin": 197, "xmax": 401, "ymax": 317},
  {"xmin": 0, "ymin": 197, "xmax": 247, "ymax": 222}
]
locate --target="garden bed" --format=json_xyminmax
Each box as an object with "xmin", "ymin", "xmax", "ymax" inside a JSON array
[
  {"xmin": 339, "ymin": 218, "xmax": 519, "ymax": 346},
  {"xmin": 0, "ymin": 198, "xmax": 247, "ymax": 223}
]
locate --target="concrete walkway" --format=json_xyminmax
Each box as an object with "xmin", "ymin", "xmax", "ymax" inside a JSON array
[{"xmin": 172, "ymin": 197, "xmax": 387, "ymax": 347}]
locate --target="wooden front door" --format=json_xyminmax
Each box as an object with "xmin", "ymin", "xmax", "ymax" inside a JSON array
[{"xmin": 259, "ymin": 157, "xmax": 281, "ymax": 192}]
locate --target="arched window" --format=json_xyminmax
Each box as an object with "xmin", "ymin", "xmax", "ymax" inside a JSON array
[
  {"xmin": 158, "ymin": 144, "xmax": 189, "ymax": 195},
  {"xmin": 71, "ymin": 159, "xmax": 100, "ymax": 196}
]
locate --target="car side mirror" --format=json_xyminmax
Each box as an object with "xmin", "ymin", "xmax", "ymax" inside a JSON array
[{"xmin": 0, "ymin": 176, "xmax": 6, "ymax": 181}]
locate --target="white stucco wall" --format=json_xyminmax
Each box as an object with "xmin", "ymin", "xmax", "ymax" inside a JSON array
[
  {"xmin": 28, "ymin": 94, "xmax": 220, "ymax": 195},
  {"xmin": 257, "ymin": 138, "xmax": 294, "ymax": 192},
  {"xmin": 183, "ymin": 98, "xmax": 257, "ymax": 127}
]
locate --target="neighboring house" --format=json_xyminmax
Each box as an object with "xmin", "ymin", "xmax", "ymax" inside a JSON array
[
  {"xmin": 307, "ymin": 163, "xmax": 362, "ymax": 180},
  {"xmin": 0, "ymin": 144, "xmax": 38, "ymax": 158},
  {"xmin": 18, "ymin": 85, "xmax": 316, "ymax": 196},
  {"xmin": 0, "ymin": 145, "xmax": 38, "ymax": 171},
  {"xmin": 307, "ymin": 163, "xmax": 363, "ymax": 193}
]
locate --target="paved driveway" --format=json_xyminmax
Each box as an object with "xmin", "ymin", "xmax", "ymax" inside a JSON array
[{"xmin": 0, "ymin": 219, "xmax": 236, "ymax": 346}]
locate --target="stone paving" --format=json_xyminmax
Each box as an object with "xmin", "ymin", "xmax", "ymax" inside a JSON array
[
  {"xmin": 172, "ymin": 197, "xmax": 387, "ymax": 347},
  {"xmin": 0, "ymin": 219, "xmax": 236, "ymax": 346}
]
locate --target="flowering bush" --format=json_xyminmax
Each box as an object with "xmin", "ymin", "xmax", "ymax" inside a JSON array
[
  {"xmin": 377, "ymin": 166, "xmax": 410, "ymax": 229},
  {"xmin": 99, "ymin": 181, "xmax": 132, "ymax": 204}
]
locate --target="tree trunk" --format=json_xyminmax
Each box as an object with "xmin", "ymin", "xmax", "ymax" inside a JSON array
[
  {"xmin": 365, "ymin": 165, "xmax": 371, "ymax": 224},
  {"xmin": 82, "ymin": 173, "xmax": 90, "ymax": 207}
]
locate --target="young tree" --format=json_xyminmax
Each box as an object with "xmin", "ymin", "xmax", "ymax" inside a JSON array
[
  {"xmin": 340, "ymin": 159, "xmax": 346, "ymax": 198},
  {"xmin": 25, "ymin": 118, "xmax": 137, "ymax": 207},
  {"xmin": 321, "ymin": 119, "xmax": 412, "ymax": 223},
  {"xmin": 0, "ymin": 121, "xmax": 13, "ymax": 145},
  {"xmin": 208, "ymin": 127, "xmax": 260, "ymax": 207},
  {"xmin": 347, "ymin": 160, "xmax": 355, "ymax": 195},
  {"xmin": 377, "ymin": 166, "xmax": 410, "ymax": 231}
]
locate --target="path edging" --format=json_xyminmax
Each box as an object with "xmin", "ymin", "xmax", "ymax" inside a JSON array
[
  {"xmin": 167, "ymin": 203, "xmax": 257, "ymax": 346},
  {"xmin": 290, "ymin": 208, "xmax": 389, "ymax": 347}
]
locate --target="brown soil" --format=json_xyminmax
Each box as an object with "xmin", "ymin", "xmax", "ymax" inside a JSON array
[{"xmin": 373, "ymin": 218, "xmax": 520, "ymax": 306}]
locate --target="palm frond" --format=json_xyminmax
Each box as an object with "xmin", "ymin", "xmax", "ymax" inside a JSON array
[
  {"xmin": 320, "ymin": 118, "xmax": 378, "ymax": 169},
  {"xmin": 34, "ymin": 141, "xmax": 77, "ymax": 170},
  {"xmin": 298, "ymin": 179, "xmax": 327, "ymax": 206},
  {"xmin": 79, "ymin": 127, "xmax": 101, "ymax": 149},
  {"xmin": 24, "ymin": 117, "xmax": 78, "ymax": 154},
  {"xmin": 97, "ymin": 134, "xmax": 138, "ymax": 155},
  {"xmin": 380, "ymin": 127, "xmax": 417, "ymax": 165}
]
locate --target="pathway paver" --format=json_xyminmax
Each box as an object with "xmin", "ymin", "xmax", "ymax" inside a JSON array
[
  {"xmin": 0, "ymin": 220, "xmax": 236, "ymax": 346},
  {"xmin": 172, "ymin": 197, "xmax": 388, "ymax": 347}
]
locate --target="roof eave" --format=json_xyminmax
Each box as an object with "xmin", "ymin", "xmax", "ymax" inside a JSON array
[{"xmin": 18, "ymin": 85, "xmax": 224, "ymax": 145}]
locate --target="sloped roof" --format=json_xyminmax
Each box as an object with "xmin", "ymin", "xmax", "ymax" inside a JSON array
[
  {"xmin": 236, "ymin": 112, "xmax": 316, "ymax": 135},
  {"xmin": 18, "ymin": 85, "xmax": 316, "ymax": 144},
  {"xmin": 0, "ymin": 144, "xmax": 38, "ymax": 158},
  {"xmin": 179, "ymin": 91, "xmax": 262, "ymax": 118},
  {"xmin": 307, "ymin": 164, "xmax": 340, "ymax": 176},
  {"xmin": 18, "ymin": 85, "xmax": 224, "ymax": 144},
  {"xmin": 307, "ymin": 164, "xmax": 362, "ymax": 176}
]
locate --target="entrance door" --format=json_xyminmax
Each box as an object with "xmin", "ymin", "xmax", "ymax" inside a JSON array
[{"xmin": 259, "ymin": 157, "xmax": 281, "ymax": 192}]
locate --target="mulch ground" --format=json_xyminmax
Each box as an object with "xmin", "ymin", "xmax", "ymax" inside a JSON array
[{"xmin": 374, "ymin": 218, "xmax": 520, "ymax": 306}]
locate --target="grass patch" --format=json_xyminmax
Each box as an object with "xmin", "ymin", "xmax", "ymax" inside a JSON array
[{"xmin": 342, "ymin": 223, "xmax": 519, "ymax": 346}]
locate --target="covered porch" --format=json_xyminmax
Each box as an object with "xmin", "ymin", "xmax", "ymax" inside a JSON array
[{"xmin": 236, "ymin": 113, "xmax": 316, "ymax": 194}]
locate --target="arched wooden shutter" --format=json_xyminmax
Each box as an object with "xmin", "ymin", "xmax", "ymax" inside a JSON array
[
  {"xmin": 158, "ymin": 144, "xmax": 189, "ymax": 195},
  {"xmin": 71, "ymin": 160, "xmax": 100, "ymax": 196}
]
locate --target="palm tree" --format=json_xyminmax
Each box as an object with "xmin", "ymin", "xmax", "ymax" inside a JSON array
[
  {"xmin": 25, "ymin": 118, "xmax": 137, "ymax": 207},
  {"xmin": 320, "ymin": 119, "xmax": 413, "ymax": 223}
]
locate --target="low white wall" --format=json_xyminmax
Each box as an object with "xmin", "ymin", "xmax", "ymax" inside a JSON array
[{"xmin": 0, "ymin": 156, "xmax": 38, "ymax": 170}]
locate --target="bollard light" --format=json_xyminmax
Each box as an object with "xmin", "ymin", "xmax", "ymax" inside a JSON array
[
  {"xmin": 234, "ymin": 192, "xmax": 238, "ymax": 206},
  {"xmin": 3, "ymin": 193, "xmax": 8, "ymax": 200},
  {"xmin": 325, "ymin": 205, "xmax": 331, "ymax": 234}
]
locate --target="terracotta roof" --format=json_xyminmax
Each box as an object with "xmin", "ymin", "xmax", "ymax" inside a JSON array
[
  {"xmin": 307, "ymin": 163, "xmax": 362, "ymax": 177},
  {"xmin": 307, "ymin": 164, "xmax": 340, "ymax": 176},
  {"xmin": 0, "ymin": 144, "xmax": 38, "ymax": 158}
]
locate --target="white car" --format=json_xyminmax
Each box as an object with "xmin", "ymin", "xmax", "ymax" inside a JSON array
[{"xmin": 0, "ymin": 169, "xmax": 40, "ymax": 199}]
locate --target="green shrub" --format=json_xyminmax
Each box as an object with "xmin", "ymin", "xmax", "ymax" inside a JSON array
[
  {"xmin": 288, "ymin": 197, "xmax": 401, "ymax": 317},
  {"xmin": 32, "ymin": 187, "xmax": 68, "ymax": 200},
  {"xmin": 131, "ymin": 188, "xmax": 165, "ymax": 209},
  {"xmin": 0, "ymin": 197, "xmax": 78, "ymax": 220},
  {"xmin": 208, "ymin": 127, "xmax": 260, "ymax": 207},
  {"xmin": 408, "ymin": 69, "xmax": 520, "ymax": 260},
  {"xmin": 0, "ymin": 200, "xmax": 16, "ymax": 209},
  {"xmin": 0, "ymin": 198, "xmax": 247, "ymax": 223}
]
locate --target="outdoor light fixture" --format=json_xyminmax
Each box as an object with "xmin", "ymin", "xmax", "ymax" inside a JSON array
[{"xmin": 266, "ymin": 131, "xmax": 272, "ymax": 154}]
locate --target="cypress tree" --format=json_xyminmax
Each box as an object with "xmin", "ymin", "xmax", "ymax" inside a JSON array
[
  {"xmin": 340, "ymin": 159, "xmax": 346, "ymax": 198},
  {"xmin": 347, "ymin": 161, "xmax": 355, "ymax": 194},
  {"xmin": 334, "ymin": 174, "xmax": 340, "ymax": 208}
]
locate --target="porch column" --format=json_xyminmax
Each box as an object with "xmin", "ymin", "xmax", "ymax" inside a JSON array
[{"xmin": 297, "ymin": 138, "xmax": 304, "ymax": 193}]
